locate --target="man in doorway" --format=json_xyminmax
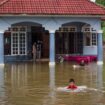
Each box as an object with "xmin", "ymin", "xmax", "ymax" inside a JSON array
[
  {"xmin": 37, "ymin": 41, "xmax": 42, "ymax": 59},
  {"xmin": 32, "ymin": 42, "xmax": 37, "ymax": 61}
]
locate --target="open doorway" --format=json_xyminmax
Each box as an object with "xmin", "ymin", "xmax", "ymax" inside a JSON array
[{"xmin": 31, "ymin": 26, "xmax": 49, "ymax": 59}]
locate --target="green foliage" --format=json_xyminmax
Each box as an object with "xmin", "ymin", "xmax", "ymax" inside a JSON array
[
  {"xmin": 96, "ymin": 0, "xmax": 105, "ymax": 6},
  {"xmin": 102, "ymin": 22, "xmax": 105, "ymax": 41},
  {"xmin": 96, "ymin": 0, "xmax": 105, "ymax": 41},
  {"xmin": 103, "ymin": 29, "xmax": 105, "ymax": 41}
]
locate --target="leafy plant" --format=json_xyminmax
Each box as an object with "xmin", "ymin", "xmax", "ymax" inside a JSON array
[{"xmin": 96, "ymin": 0, "xmax": 105, "ymax": 41}]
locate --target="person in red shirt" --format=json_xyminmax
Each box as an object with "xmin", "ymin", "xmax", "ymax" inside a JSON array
[{"xmin": 67, "ymin": 79, "xmax": 77, "ymax": 90}]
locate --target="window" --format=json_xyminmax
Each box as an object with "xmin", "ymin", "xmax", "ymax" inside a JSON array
[
  {"xmin": 82, "ymin": 26, "xmax": 91, "ymax": 32},
  {"xmin": 82, "ymin": 26, "xmax": 96, "ymax": 32},
  {"xmin": 19, "ymin": 33, "xmax": 26, "ymax": 54},
  {"xmin": 92, "ymin": 33, "xmax": 97, "ymax": 46},
  {"xmin": 5, "ymin": 37, "xmax": 10, "ymax": 44},
  {"xmin": 85, "ymin": 33, "xmax": 91, "ymax": 46},
  {"xmin": 59, "ymin": 26, "xmax": 77, "ymax": 32},
  {"xmin": 12, "ymin": 27, "xmax": 18, "ymax": 32},
  {"xmin": 84, "ymin": 32, "xmax": 97, "ymax": 46},
  {"xmin": 4, "ymin": 31, "xmax": 11, "ymax": 55},
  {"xmin": 11, "ymin": 33, "xmax": 18, "ymax": 54},
  {"xmin": 69, "ymin": 27, "xmax": 76, "ymax": 32},
  {"xmin": 20, "ymin": 26, "xmax": 26, "ymax": 32},
  {"xmin": 11, "ymin": 27, "xmax": 27, "ymax": 55},
  {"xmin": 63, "ymin": 28, "xmax": 68, "ymax": 32},
  {"xmin": 84, "ymin": 28, "xmax": 90, "ymax": 32}
]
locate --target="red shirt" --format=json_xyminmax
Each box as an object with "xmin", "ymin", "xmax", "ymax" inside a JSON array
[{"xmin": 67, "ymin": 85, "xmax": 77, "ymax": 90}]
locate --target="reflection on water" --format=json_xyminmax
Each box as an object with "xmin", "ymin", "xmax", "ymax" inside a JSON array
[{"xmin": 0, "ymin": 62, "xmax": 105, "ymax": 105}]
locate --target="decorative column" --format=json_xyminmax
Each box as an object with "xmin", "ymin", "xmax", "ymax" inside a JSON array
[
  {"xmin": 0, "ymin": 32, "xmax": 4, "ymax": 64},
  {"xmin": 97, "ymin": 30, "xmax": 103, "ymax": 65},
  {"xmin": 49, "ymin": 31, "xmax": 55, "ymax": 66}
]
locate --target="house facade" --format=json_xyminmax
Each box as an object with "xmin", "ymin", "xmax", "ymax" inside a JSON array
[{"xmin": 0, "ymin": 0, "xmax": 105, "ymax": 65}]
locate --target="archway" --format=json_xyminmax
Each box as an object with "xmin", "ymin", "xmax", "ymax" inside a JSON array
[
  {"xmin": 4, "ymin": 22, "xmax": 49, "ymax": 62},
  {"xmin": 55, "ymin": 22, "xmax": 97, "ymax": 57}
]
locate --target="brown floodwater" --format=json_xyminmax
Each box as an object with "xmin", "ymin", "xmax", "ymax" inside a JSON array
[{"xmin": 0, "ymin": 62, "xmax": 105, "ymax": 105}]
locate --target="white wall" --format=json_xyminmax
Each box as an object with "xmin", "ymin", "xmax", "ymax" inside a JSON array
[{"xmin": 83, "ymin": 46, "xmax": 97, "ymax": 55}]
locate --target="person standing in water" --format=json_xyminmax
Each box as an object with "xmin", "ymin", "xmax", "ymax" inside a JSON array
[{"xmin": 32, "ymin": 42, "xmax": 36, "ymax": 61}]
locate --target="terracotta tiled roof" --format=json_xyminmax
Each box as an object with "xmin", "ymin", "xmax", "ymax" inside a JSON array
[{"xmin": 0, "ymin": 0, "xmax": 105, "ymax": 15}]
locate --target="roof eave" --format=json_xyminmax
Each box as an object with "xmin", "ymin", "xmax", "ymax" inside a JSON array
[{"xmin": 0, "ymin": 14, "xmax": 105, "ymax": 17}]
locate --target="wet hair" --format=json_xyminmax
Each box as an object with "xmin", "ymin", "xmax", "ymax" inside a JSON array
[
  {"xmin": 81, "ymin": 60, "xmax": 85, "ymax": 63},
  {"xmin": 69, "ymin": 78, "xmax": 75, "ymax": 83},
  {"xmin": 79, "ymin": 60, "xmax": 85, "ymax": 66}
]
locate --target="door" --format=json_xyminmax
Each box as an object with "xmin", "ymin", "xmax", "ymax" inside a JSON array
[{"xmin": 68, "ymin": 32, "xmax": 83, "ymax": 54}]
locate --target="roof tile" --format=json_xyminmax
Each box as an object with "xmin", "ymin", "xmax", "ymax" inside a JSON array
[{"xmin": 0, "ymin": 0, "xmax": 105, "ymax": 15}]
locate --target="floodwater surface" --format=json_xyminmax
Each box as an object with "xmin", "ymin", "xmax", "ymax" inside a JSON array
[{"xmin": 0, "ymin": 62, "xmax": 105, "ymax": 105}]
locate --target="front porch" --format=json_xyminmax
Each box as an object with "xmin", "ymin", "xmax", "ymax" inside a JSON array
[{"xmin": 0, "ymin": 17, "xmax": 103, "ymax": 64}]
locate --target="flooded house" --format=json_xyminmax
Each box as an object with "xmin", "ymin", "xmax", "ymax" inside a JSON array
[{"xmin": 0, "ymin": 0, "xmax": 105, "ymax": 65}]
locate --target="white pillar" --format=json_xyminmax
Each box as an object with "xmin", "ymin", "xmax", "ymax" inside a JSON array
[
  {"xmin": 97, "ymin": 30, "xmax": 103, "ymax": 65},
  {"xmin": 49, "ymin": 31, "xmax": 55, "ymax": 66}
]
